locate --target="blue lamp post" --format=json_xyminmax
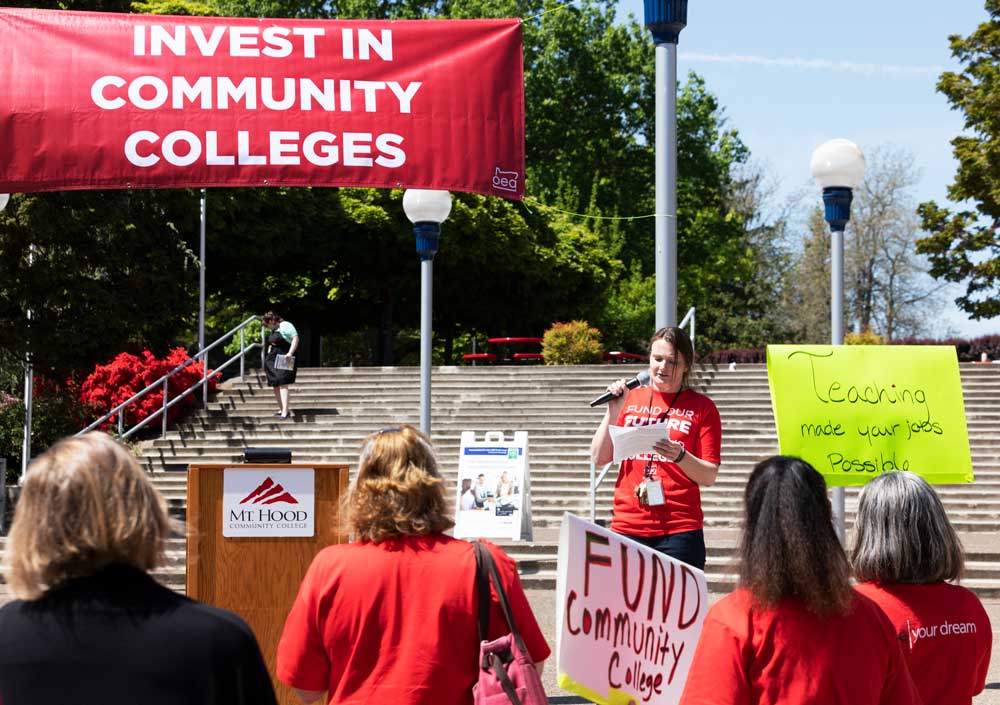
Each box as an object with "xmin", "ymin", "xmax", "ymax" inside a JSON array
[
  {"xmin": 810, "ymin": 138, "xmax": 866, "ymax": 542},
  {"xmin": 644, "ymin": 0, "xmax": 687, "ymax": 328},
  {"xmin": 402, "ymin": 189, "xmax": 452, "ymax": 437}
]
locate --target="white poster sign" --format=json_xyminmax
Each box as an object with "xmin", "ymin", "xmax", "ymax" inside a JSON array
[
  {"xmin": 453, "ymin": 431, "xmax": 531, "ymax": 541},
  {"xmin": 222, "ymin": 467, "xmax": 315, "ymax": 537},
  {"xmin": 556, "ymin": 514, "xmax": 707, "ymax": 705}
]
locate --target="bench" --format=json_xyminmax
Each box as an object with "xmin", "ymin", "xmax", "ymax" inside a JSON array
[
  {"xmin": 461, "ymin": 353, "xmax": 498, "ymax": 364},
  {"xmin": 489, "ymin": 337, "xmax": 543, "ymax": 364},
  {"xmin": 604, "ymin": 351, "xmax": 645, "ymax": 363}
]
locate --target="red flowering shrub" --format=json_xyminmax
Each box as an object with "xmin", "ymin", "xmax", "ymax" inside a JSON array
[{"xmin": 80, "ymin": 348, "xmax": 219, "ymax": 430}]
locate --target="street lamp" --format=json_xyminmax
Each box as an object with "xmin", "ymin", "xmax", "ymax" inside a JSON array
[
  {"xmin": 402, "ymin": 189, "xmax": 452, "ymax": 437},
  {"xmin": 644, "ymin": 0, "xmax": 687, "ymax": 328},
  {"xmin": 810, "ymin": 137, "xmax": 865, "ymax": 543}
]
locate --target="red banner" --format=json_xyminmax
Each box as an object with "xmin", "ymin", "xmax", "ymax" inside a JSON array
[{"xmin": 0, "ymin": 8, "xmax": 525, "ymax": 198}]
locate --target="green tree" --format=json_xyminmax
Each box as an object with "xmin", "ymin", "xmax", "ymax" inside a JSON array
[
  {"xmin": 783, "ymin": 208, "xmax": 833, "ymax": 343},
  {"xmin": 849, "ymin": 147, "xmax": 944, "ymax": 339},
  {"xmin": 2, "ymin": 0, "xmax": 788, "ymax": 373},
  {"xmin": 784, "ymin": 148, "xmax": 944, "ymax": 343},
  {"xmin": 0, "ymin": 191, "xmax": 200, "ymax": 376},
  {"xmin": 916, "ymin": 0, "xmax": 1000, "ymax": 321}
]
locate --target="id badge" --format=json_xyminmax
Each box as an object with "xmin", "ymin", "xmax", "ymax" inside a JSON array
[{"xmin": 646, "ymin": 479, "xmax": 665, "ymax": 506}]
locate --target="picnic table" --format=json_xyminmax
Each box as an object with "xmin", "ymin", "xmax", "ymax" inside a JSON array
[
  {"xmin": 461, "ymin": 340, "xmax": 646, "ymax": 365},
  {"xmin": 461, "ymin": 337, "xmax": 544, "ymax": 364},
  {"xmin": 604, "ymin": 351, "xmax": 646, "ymax": 363},
  {"xmin": 489, "ymin": 337, "xmax": 544, "ymax": 362}
]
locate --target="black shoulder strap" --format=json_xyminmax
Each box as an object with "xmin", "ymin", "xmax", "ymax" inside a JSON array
[
  {"xmin": 475, "ymin": 540, "xmax": 529, "ymax": 654},
  {"xmin": 474, "ymin": 540, "xmax": 491, "ymax": 641},
  {"xmin": 488, "ymin": 653, "xmax": 525, "ymax": 705}
]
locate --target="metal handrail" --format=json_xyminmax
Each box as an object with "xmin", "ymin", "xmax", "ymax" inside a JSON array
[
  {"xmin": 77, "ymin": 315, "xmax": 264, "ymax": 440},
  {"xmin": 679, "ymin": 306, "xmax": 696, "ymax": 350},
  {"xmin": 589, "ymin": 460, "xmax": 616, "ymax": 523}
]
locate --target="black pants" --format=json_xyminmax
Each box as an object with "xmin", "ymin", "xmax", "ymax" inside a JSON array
[{"xmin": 622, "ymin": 529, "xmax": 706, "ymax": 571}]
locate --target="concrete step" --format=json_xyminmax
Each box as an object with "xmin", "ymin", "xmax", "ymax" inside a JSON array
[{"xmin": 23, "ymin": 362, "xmax": 998, "ymax": 605}]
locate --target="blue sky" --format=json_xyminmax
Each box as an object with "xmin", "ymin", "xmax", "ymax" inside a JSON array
[{"xmin": 614, "ymin": 0, "xmax": 994, "ymax": 337}]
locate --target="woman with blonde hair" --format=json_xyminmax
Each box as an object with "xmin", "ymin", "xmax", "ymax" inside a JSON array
[
  {"xmin": 853, "ymin": 470, "xmax": 991, "ymax": 704},
  {"xmin": 679, "ymin": 456, "xmax": 920, "ymax": 705},
  {"xmin": 0, "ymin": 432, "xmax": 277, "ymax": 705},
  {"xmin": 277, "ymin": 425, "xmax": 549, "ymax": 705}
]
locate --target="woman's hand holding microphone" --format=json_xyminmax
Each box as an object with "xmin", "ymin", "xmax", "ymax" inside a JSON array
[{"xmin": 604, "ymin": 378, "xmax": 630, "ymax": 417}]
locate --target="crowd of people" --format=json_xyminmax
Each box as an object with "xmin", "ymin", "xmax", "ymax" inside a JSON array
[{"xmin": 0, "ymin": 324, "xmax": 991, "ymax": 704}]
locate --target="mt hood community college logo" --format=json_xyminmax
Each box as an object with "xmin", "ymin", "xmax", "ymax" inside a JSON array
[
  {"xmin": 223, "ymin": 468, "xmax": 315, "ymax": 537},
  {"xmin": 240, "ymin": 476, "xmax": 299, "ymax": 505}
]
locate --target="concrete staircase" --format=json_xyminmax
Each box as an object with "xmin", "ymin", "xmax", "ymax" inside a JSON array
[{"xmin": 3, "ymin": 363, "xmax": 1000, "ymax": 600}]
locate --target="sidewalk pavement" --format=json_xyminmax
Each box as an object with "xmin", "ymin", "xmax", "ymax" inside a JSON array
[{"xmin": 524, "ymin": 590, "xmax": 1000, "ymax": 704}]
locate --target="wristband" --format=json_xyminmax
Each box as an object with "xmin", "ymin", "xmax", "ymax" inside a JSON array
[{"xmin": 675, "ymin": 446, "xmax": 686, "ymax": 463}]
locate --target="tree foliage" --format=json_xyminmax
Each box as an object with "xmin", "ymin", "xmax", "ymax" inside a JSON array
[
  {"xmin": 0, "ymin": 0, "xmax": 791, "ymax": 384},
  {"xmin": 916, "ymin": 0, "xmax": 1000, "ymax": 320},
  {"xmin": 784, "ymin": 147, "xmax": 945, "ymax": 342},
  {"xmin": 0, "ymin": 190, "xmax": 200, "ymax": 375},
  {"xmin": 847, "ymin": 147, "xmax": 944, "ymax": 339},
  {"xmin": 782, "ymin": 208, "xmax": 832, "ymax": 344}
]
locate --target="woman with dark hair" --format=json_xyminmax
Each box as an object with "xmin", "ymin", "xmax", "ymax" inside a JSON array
[
  {"xmin": 590, "ymin": 326, "xmax": 721, "ymax": 569},
  {"xmin": 262, "ymin": 310, "xmax": 299, "ymax": 419},
  {"xmin": 277, "ymin": 425, "xmax": 549, "ymax": 705},
  {"xmin": 678, "ymin": 456, "xmax": 921, "ymax": 705},
  {"xmin": 853, "ymin": 471, "xmax": 991, "ymax": 705},
  {"xmin": 0, "ymin": 432, "xmax": 278, "ymax": 705},
  {"xmin": 459, "ymin": 477, "xmax": 476, "ymax": 511}
]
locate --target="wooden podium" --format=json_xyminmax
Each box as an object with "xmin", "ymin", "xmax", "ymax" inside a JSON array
[{"xmin": 186, "ymin": 463, "xmax": 349, "ymax": 705}]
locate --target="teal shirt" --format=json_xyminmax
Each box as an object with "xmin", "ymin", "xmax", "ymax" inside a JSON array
[{"xmin": 277, "ymin": 321, "xmax": 298, "ymax": 343}]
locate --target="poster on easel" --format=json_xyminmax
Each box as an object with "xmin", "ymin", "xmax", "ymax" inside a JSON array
[{"xmin": 453, "ymin": 430, "xmax": 532, "ymax": 541}]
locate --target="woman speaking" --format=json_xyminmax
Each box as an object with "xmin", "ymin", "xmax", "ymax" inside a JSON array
[{"xmin": 590, "ymin": 326, "xmax": 721, "ymax": 570}]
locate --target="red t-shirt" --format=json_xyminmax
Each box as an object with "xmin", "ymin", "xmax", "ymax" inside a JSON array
[
  {"xmin": 276, "ymin": 534, "xmax": 550, "ymax": 705},
  {"xmin": 678, "ymin": 588, "xmax": 921, "ymax": 705},
  {"xmin": 855, "ymin": 581, "xmax": 992, "ymax": 705},
  {"xmin": 610, "ymin": 387, "xmax": 722, "ymax": 536}
]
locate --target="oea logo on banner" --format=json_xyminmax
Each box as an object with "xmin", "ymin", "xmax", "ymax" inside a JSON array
[
  {"xmin": 555, "ymin": 514, "xmax": 707, "ymax": 705},
  {"xmin": 492, "ymin": 166, "xmax": 519, "ymax": 193}
]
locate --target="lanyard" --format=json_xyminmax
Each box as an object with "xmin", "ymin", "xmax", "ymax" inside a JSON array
[{"xmin": 642, "ymin": 386, "xmax": 685, "ymax": 478}]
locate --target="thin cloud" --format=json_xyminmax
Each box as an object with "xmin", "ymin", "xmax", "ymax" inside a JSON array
[{"xmin": 683, "ymin": 52, "xmax": 943, "ymax": 77}]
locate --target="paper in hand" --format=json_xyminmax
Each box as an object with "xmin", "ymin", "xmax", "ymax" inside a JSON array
[{"xmin": 608, "ymin": 423, "xmax": 670, "ymax": 464}]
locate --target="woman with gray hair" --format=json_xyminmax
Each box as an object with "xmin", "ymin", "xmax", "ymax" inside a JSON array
[
  {"xmin": 853, "ymin": 470, "xmax": 992, "ymax": 705},
  {"xmin": 679, "ymin": 456, "xmax": 920, "ymax": 705}
]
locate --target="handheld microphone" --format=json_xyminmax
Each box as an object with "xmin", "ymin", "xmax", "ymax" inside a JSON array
[{"xmin": 589, "ymin": 371, "xmax": 651, "ymax": 407}]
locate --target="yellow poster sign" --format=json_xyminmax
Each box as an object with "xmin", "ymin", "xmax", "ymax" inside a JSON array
[{"xmin": 766, "ymin": 345, "xmax": 973, "ymax": 486}]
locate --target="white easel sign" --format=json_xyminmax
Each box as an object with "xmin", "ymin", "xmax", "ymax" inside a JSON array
[
  {"xmin": 556, "ymin": 514, "xmax": 707, "ymax": 705},
  {"xmin": 453, "ymin": 430, "xmax": 532, "ymax": 541}
]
